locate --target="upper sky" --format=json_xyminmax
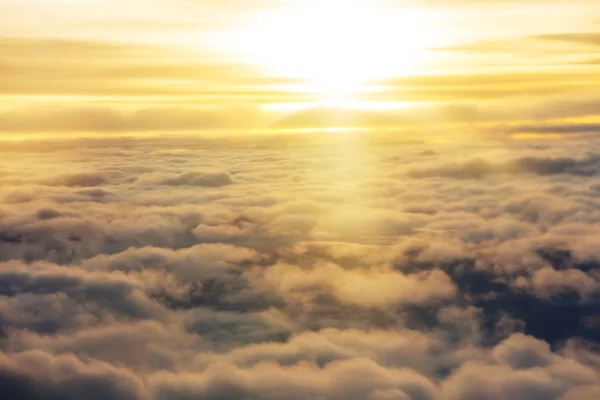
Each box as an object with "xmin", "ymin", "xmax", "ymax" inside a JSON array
[{"xmin": 2, "ymin": 0, "xmax": 600, "ymax": 138}]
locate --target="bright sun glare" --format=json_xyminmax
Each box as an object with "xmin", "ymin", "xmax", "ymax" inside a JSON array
[{"xmin": 231, "ymin": 0, "xmax": 444, "ymax": 107}]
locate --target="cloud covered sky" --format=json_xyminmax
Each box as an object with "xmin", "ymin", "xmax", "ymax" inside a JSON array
[
  {"xmin": 1, "ymin": 0, "xmax": 600, "ymax": 138},
  {"xmin": 1, "ymin": 1, "xmax": 600, "ymax": 399},
  {"xmin": 0, "ymin": 134, "xmax": 599, "ymax": 399}
]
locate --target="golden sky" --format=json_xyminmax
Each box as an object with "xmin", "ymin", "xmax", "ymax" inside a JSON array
[{"xmin": 2, "ymin": 0, "xmax": 600, "ymax": 138}]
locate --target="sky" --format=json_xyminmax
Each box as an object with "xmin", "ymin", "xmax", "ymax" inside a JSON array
[
  {"xmin": 1, "ymin": 2, "xmax": 600, "ymax": 400},
  {"xmin": 2, "ymin": 0, "xmax": 600, "ymax": 139}
]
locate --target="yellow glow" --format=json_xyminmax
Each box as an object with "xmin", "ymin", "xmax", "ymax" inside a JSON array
[
  {"xmin": 262, "ymin": 100, "xmax": 424, "ymax": 112},
  {"xmin": 229, "ymin": 0, "xmax": 445, "ymax": 104}
]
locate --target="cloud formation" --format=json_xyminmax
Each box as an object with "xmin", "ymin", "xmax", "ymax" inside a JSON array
[{"xmin": 0, "ymin": 134, "xmax": 598, "ymax": 399}]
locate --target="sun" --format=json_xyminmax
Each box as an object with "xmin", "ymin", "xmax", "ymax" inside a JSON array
[{"xmin": 229, "ymin": 0, "xmax": 444, "ymax": 106}]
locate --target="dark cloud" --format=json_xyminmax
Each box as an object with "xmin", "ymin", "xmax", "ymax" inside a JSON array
[
  {"xmin": 503, "ymin": 123, "xmax": 600, "ymax": 136},
  {"xmin": 156, "ymin": 171, "xmax": 233, "ymax": 187},
  {"xmin": 534, "ymin": 32, "xmax": 600, "ymax": 47},
  {"xmin": 0, "ymin": 351, "xmax": 144, "ymax": 400},
  {"xmin": 45, "ymin": 172, "xmax": 110, "ymax": 187},
  {"xmin": 408, "ymin": 154, "xmax": 600, "ymax": 179}
]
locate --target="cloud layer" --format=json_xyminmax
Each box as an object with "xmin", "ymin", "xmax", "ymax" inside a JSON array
[{"xmin": 0, "ymin": 134, "xmax": 598, "ymax": 399}]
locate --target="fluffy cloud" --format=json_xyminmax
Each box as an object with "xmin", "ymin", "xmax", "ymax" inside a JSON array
[
  {"xmin": 0, "ymin": 134, "xmax": 598, "ymax": 399},
  {"xmin": 408, "ymin": 154, "xmax": 600, "ymax": 179},
  {"xmin": 150, "ymin": 171, "xmax": 234, "ymax": 187}
]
